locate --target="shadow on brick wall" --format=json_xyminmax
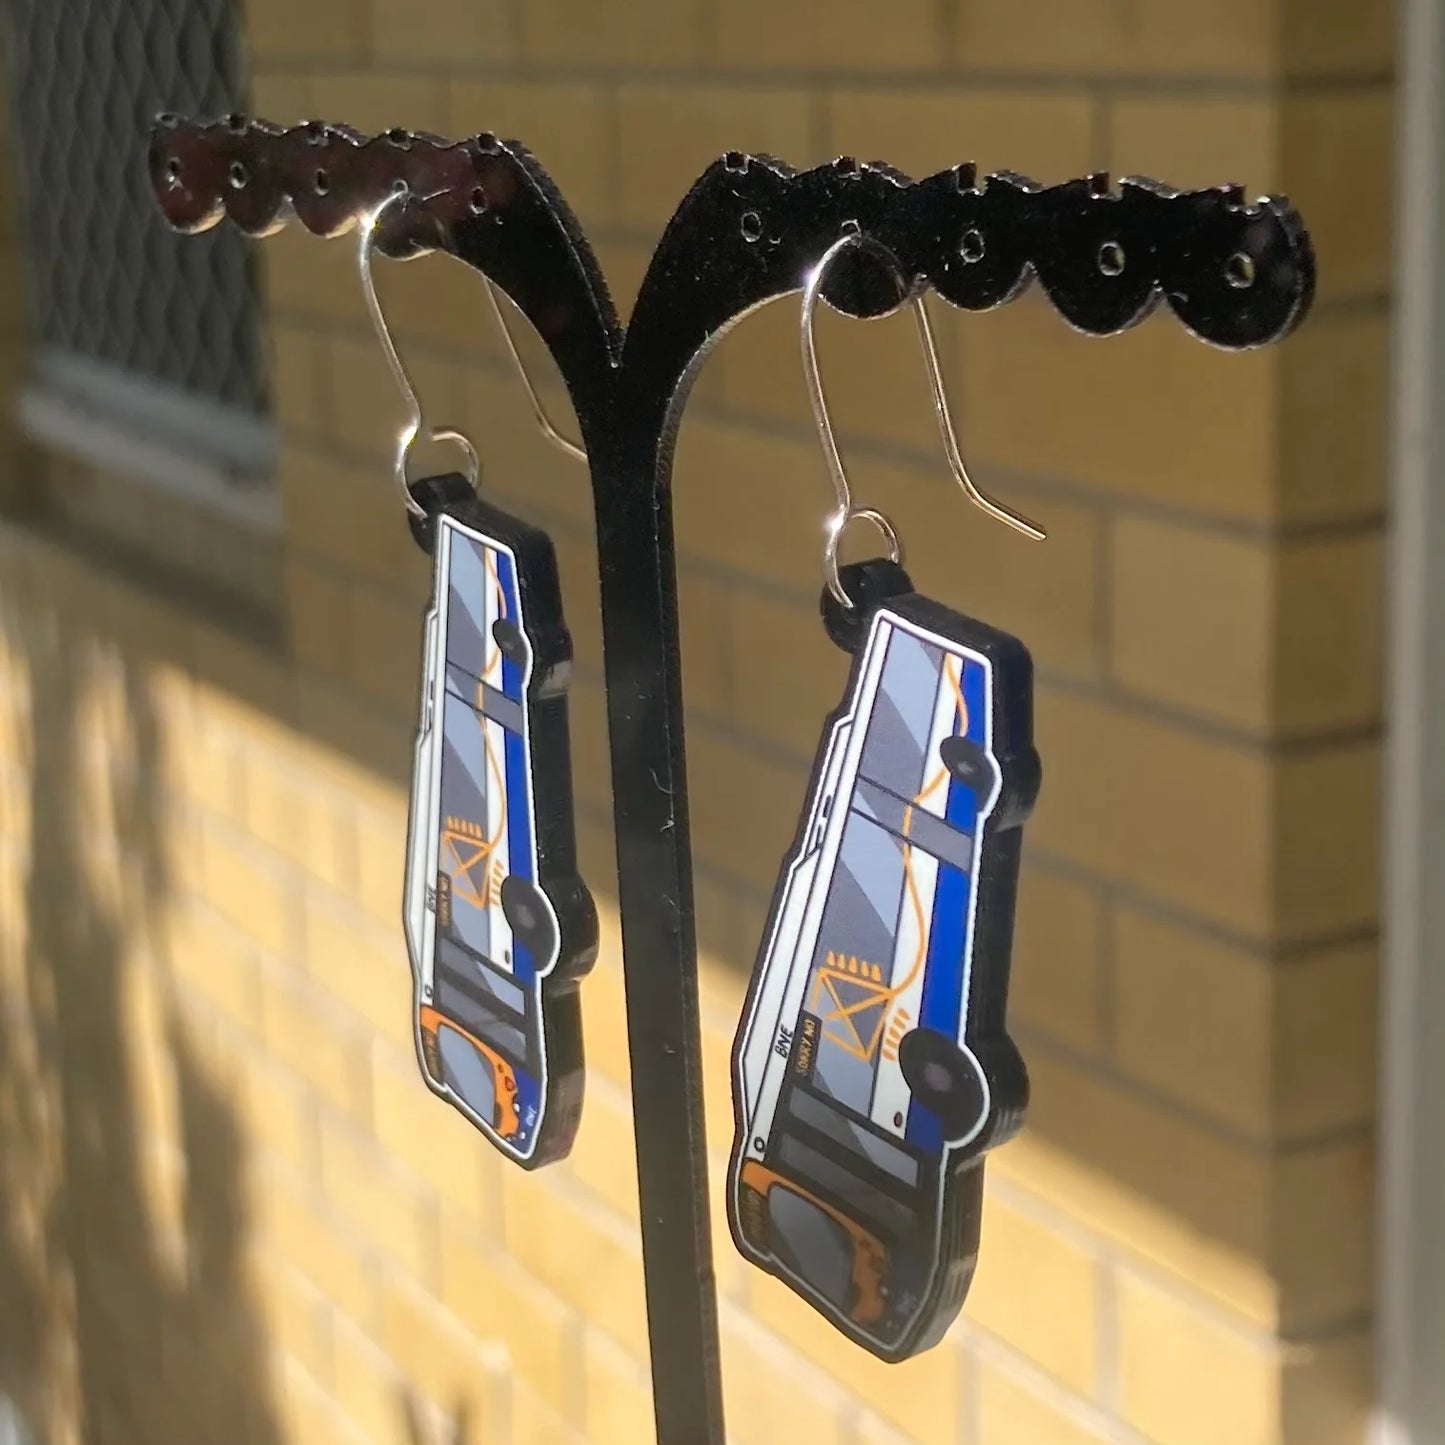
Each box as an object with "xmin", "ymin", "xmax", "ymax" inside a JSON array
[
  {"xmin": 0, "ymin": 578, "xmax": 284, "ymax": 1445},
  {"xmin": 0, "ymin": 472, "xmax": 1374, "ymax": 1441}
]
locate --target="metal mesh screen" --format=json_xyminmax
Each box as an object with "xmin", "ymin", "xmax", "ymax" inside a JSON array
[{"xmin": 3, "ymin": 0, "xmax": 267, "ymax": 417}]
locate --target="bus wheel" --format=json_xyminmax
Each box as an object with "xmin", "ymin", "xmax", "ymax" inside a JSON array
[
  {"xmin": 501, "ymin": 875, "xmax": 558, "ymax": 963},
  {"xmin": 492, "ymin": 617, "xmax": 531, "ymax": 668},
  {"xmin": 939, "ymin": 735, "xmax": 999, "ymax": 797},
  {"xmin": 898, "ymin": 1028, "xmax": 987, "ymax": 1143}
]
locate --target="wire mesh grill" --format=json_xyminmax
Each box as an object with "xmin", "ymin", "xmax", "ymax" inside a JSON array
[{"xmin": 3, "ymin": 0, "xmax": 266, "ymax": 416}]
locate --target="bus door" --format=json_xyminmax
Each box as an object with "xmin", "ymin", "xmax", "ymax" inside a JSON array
[{"xmin": 428, "ymin": 933, "xmax": 540, "ymax": 1133}]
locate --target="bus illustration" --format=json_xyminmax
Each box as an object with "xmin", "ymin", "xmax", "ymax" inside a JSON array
[
  {"xmin": 403, "ymin": 497, "xmax": 595, "ymax": 1169},
  {"xmin": 730, "ymin": 594, "xmax": 1039, "ymax": 1359}
]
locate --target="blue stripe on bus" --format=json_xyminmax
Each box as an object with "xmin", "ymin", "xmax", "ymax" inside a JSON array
[
  {"xmin": 906, "ymin": 854, "xmax": 967, "ymax": 1153},
  {"xmin": 513, "ymin": 1064, "xmax": 542, "ymax": 1147},
  {"xmin": 962, "ymin": 653, "xmax": 988, "ymax": 756},
  {"xmin": 504, "ymin": 725, "xmax": 537, "ymax": 981},
  {"xmin": 905, "ymin": 656, "xmax": 988, "ymax": 1153},
  {"xmin": 496, "ymin": 550, "xmax": 523, "ymax": 702}
]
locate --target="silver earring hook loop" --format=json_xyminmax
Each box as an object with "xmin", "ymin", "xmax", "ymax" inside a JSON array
[
  {"xmin": 359, "ymin": 189, "xmax": 480, "ymax": 519},
  {"xmin": 800, "ymin": 231, "xmax": 1045, "ymax": 607}
]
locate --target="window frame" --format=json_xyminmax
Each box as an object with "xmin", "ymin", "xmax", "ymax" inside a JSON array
[
  {"xmin": 1378, "ymin": 0, "xmax": 1445, "ymax": 1438},
  {"xmin": 2, "ymin": 0, "xmax": 276, "ymax": 522}
]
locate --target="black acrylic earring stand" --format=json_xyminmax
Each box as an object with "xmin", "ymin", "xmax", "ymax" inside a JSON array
[{"xmin": 150, "ymin": 115, "xmax": 1315, "ymax": 1445}]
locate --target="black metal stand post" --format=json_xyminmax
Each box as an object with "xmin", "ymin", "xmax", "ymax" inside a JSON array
[{"xmin": 150, "ymin": 117, "xmax": 1315, "ymax": 1445}]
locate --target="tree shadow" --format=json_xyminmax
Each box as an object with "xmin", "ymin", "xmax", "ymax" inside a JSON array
[{"xmin": 0, "ymin": 570, "xmax": 283, "ymax": 1445}]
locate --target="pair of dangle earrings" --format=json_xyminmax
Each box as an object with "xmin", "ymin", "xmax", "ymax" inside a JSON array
[{"xmin": 359, "ymin": 198, "xmax": 1045, "ymax": 1363}]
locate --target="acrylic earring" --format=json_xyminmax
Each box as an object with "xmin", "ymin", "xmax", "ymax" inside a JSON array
[
  {"xmin": 360, "ymin": 194, "xmax": 597, "ymax": 1169},
  {"xmin": 729, "ymin": 233, "xmax": 1043, "ymax": 1358}
]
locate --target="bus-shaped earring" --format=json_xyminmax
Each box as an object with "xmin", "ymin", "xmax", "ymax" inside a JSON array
[
  {"xmin": 360, "ymin": 196, "xmax": 597, "ymax": 1169},
  {"xmin": 404, "ymin": 475, "xmax": 596, "ymax": 1168},
  {"xmin": 728, "ymin": 233, "xmax": 1044, "ymax": 1357}
]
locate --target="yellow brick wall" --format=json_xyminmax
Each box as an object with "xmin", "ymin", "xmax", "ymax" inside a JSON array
[{"xmin": 0, "ymin": 2, "xmax": 1390, "ymax": 1442}]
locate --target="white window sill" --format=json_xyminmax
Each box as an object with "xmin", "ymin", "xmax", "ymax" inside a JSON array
[{"xmin": 16, "ymin": 349, "xmax": 281, "ymax": 534}]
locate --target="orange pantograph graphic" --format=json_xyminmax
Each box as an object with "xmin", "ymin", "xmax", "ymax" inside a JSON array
[
  {"xmin": 809, "ymin": 658, "xmax": 968, "ymax": 1063},
  {"xmin": 440, "ymin": 553, "xmax": 511, "ymax": 910}
]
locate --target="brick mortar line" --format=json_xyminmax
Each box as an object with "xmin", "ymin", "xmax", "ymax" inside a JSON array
[
  {"xmin": 806, "ymin": 85, "xmax": 830, "ymax": 163},
  {"xmin": 959, "ymin": 1323, "xmax": 1170, "ymax": 1445},
  {"xmin": 499, "ymin": 1163, "xmax": 645, "ymax": 1259},
  {"xmin": 714, "ymin": 1297, "xmax": 877, "ymax": 1420},
  {"xmin": 1095, "ymin": 462, "xmax": 1120, "ymax": 693},
  {"xmin": 167, "ymin": 715, "xmax": 392, "ymax": 820},
  {"xmin": 272, "ymin": 226, "xmax": 1391, "ymax": 308},
  {"xmin": 1280, "ymin": 1308, "xmax": 1374, "ymax": 1347},
  {"xmin": 225, "ymin": 734, "xmax": 378, "ymax": 827},
  {"xmin": 1019, "ymin": 848, "xmax": 1381, "ymax": 960},
  {"xmin": 572, "ymin": 639, "xmax": 1386, "ymax": 779},
  {"xmin": 254, "ymin": 56, "xmax": 1393, "ymax": 97},
  {"xmin": 572, "ymin": 787, "xmax": 1381, "ymax": 966},
  {"xmin": 682, "ymin": 401, "xmax": 1391, "ymax": 543},
  {"xmin": 1312, "ymin": 289, "xmax": 1394, "ymax": 317},
  {"xmin": 154, "ymin": 571, "xmax": 1384, "ymax": 950},
  {"xmin": 934, "ymin": 0, "xmax": 960, "ymax": 80},
  {"xmin": 165, "ymin": 862, "xmax": 398, "ymax": 1028},
  {"xmin": 1096, "ymin": 1258, "xmax": 1123, "ymax": 1413},
  {"xmin": 280, "ymin": 274, "xmax": 1394, "ymax": 371},
  {"xmin": 430, "ymin": 1198, "xmax": 598, "ymax": 1364},
  {"xmin": 306, "ymin": 1089, "xmax": 455, "ymax": 1278},
  {"xmin": 273, "ymin": 322, "xmax": 1393, "ymax": 546},
  {"xmin": 1094, "ymin": 77, "xmax": 1118, "ymax": 171},
  {"xmin": 976, "ymin": 1176, "xmax": 1375, "ymax": 1355},
  {"xmin": 1096, "ymin": 888, "xmax": 1119, "ymax": 1059},
  {"xmin": 253, "ymin": 1150, "xmax": 396, "ymax": 1285},
  {"xmin": 274, "ymin": 1358, "xmax": 370, "ymax": 1445},
  {"xmin": 251, "ymin": 944, "xmax": 381, "ymax": 1066},
  {"xmin": 335, "ymin": 1266, "xmax": 520, "ymax": 1419},
  {"xmin": 600, "ymin": 79, "xmax": 625, "ymax": 242},
  {"xmin": 532, "ymin": 556, "xmax": 1384, "ymax": 758},
  {"xmin": 182, "ymin": 796, "xmax": 313, "ymax": 898},
  {"xmin": 1034, "ymin": 672, "xmax": 1385, "ymax": 755},
  {"xmin": 1010, "ymin": 1019, "xmax": 1376, "ymax": 1157},
  {"xmin": 959, "ymin": 1342, "xmax": 980, "ymax": 1445},
  {"xmin": 173, "ymin": 986, "xmax": 325, "ymax": 1176},
  {"xmin": 694, "ymin": 0, "xmax": 719, "ymax": 65},
  {"xmin": 2, "ymin": 502, "xmax": 285, "ymax": 645},
  {"xmin": 503, "ymin": 0, "xmax": 524, "ymax": 61}
]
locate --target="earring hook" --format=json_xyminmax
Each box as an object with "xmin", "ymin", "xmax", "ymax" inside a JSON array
[
  {"xmin": 801, "ymin": 231, "xmax": 1045, "ymax": 607},
  {"xmin": 359, "ymin": 187, "xmax": 480, "ymax": 518},
  {"xmin": 479, "ymin": 277, "xmax": 587, "ymax": 463}
]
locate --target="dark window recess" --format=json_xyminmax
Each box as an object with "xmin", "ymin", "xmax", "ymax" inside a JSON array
[{"xmin": 2, "ymin": 0, "xmax": 268, "ymax": 423}]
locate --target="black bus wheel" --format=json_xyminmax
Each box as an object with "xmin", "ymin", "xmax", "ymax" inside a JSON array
[
  {"xmin": 898, "ymin": 1027, "xmax": 988, "ymax": 1143},
  {"xmin": 492, "ymin": 617, "xmax": 531, "ymax": 669},
  {"xmin": 938, "ymin": 735, "xmax": 998, "ymax": 797},
  {"xmin": 501, "ymin": 874, "xmax": 559, "ymax": 963}
]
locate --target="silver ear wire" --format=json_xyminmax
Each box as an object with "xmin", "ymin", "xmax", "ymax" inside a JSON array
[
  {"xmin": 801, "ymin": 231, "xmax": 1044, "ymax": 607},
  {"xmin": 479, "ymin": 277, "xmax": 587, "ymax": 463},
  {"xmin": 358, "ymin": 189, "xmax": 480, "ymax": 518}
]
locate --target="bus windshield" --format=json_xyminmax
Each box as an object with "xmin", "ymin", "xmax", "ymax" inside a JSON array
[
  {"xmin": 436, "ymin": 1023, "xmax": 498, "ymax": 1126},
  {"xmin": 767, "ymin": 1185, "xmax": 855, "ymax": 1312}
]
